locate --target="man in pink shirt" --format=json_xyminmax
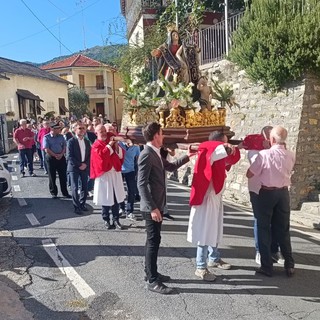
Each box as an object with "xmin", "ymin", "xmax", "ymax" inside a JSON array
[
  {"xmin": 246, "ymin": 126, "xmax": 295, "ymax": 277},
  {"xmin": 13, "ymin": 119, "xmax": 35, "ymax": 177}
]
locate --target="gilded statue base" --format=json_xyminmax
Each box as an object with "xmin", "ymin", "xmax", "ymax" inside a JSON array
[{"xmin": 120, "ymin": 107, "xmax": 234, "ymax": 144}]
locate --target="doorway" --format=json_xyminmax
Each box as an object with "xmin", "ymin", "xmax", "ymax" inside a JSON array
[{"xmin": 96, "ymin": 103, "xmax": 105, "ymax": 118}]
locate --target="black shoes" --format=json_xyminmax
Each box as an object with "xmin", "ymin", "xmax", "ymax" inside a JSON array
[
  {"xmin": 80, "ymin": 205, "xmax": 89, "ymax": 211},
  {"xmin": 255, "ymin": 267, "xmax": 272, "ymax": 277},
  {"xmin": 51, "ymin": 194, "xmax": 58, "ymax": 199},
  {"xmin": 63, "ymin": 194, "xmax": 72, "ymax": 199},
  {"xmin": 163, "ymin": 213, "xmax": 175, "ymax": 221},
  {"xmin": 105, "ymin": 221, "xmax": 116, "ymax": 230},
  {"xmin": 147, "ymin": 280, "xmax": 176, "ymax": 295},
  {"xmin": 144, "ymin": 273, "xmax": 171, "ymax": 282},
  {"xmin": 74, "ymin": 207, "xmax": 83, "ymax": 215},
  {"xmin": 286, "ymin": 268, "xmax": 295, "ymax": 277}
]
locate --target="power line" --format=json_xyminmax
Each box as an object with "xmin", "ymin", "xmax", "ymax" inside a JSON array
[
  {"xmin": 0, "ymin": 0, "xmax": 102, "ymax": 50},
  {"xmin": 20, "ymin": 0, "xmax": 73, "ymax": 54}
]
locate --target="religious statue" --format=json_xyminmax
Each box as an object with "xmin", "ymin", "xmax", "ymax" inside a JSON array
[
  {"xmin": 197, "ymin": 76, "xmax": 213, "ymax": 111},
  {"xmin": 151, "ymin": 24, "xmax": 198, "ymax": 85}
]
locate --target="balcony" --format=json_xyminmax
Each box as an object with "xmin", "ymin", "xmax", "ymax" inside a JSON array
[
  {"xmin": 125, "ymin": 0, "xmax": 163, "ymax": 37},
  {"xmin": 85, "ymin": 86, "xmax": 113, "ymax": 96}
]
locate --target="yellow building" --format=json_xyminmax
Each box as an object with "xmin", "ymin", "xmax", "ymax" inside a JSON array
[
  {"xmin": 41, "ymin": 54, "xmax": 123, "ymax": 123},
  {"xmin": 0, "ymin": 56, "xmax": 70, "ymax": 120}
]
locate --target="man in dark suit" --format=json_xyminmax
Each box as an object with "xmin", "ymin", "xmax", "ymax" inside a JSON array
[
  {"xmin": 67, "ymin": 123, "xmax": 91, "ymax": 214},
  {"xmin": 137, "ymin": 122, "xmax": 195, "ymax": 295}
]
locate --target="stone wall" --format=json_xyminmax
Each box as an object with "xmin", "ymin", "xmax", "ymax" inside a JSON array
[{"xmin": 171, "ymin": 60, "xmax": 320, "ymax": 210}]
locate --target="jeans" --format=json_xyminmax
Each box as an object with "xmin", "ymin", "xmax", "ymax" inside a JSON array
[
  {"xmin": 144, "ymin": 212, "xmax": 162, "ymax": 283},
  {"xmin": 41, "ymin": 149, "xmax": 48, "ymax": 172},
  {"xmin": 102, "ymin": 193, "xmax": 120, "ymax": 222},
  {"xmin": 196, "ymin": 245, "xmax": 221, "ymax": 269},
  {"xmin": 122, "ymin": 171, "xmax": 137, "ymax": 213},
  {"xmin": 36, "ymin": 147, "xmax": 44, "ymax": 168},
  {"xmin": 256, "ymin": 188, "xmax": 294, "ymax": 272},
  {"xmin": 69, "ymin": 170, "xmax": 88, "ymax": 209},
  {"xmin": 19, "ymin": 148, "xmax": 33, "ymax": 174}
]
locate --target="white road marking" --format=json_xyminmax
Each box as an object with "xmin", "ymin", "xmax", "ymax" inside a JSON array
[
  {"xmin": 17, "ymin": 198, "xmax": 27, "ymax": 206},
  {"xmin": 42, "ymin": 239, "xmax": 95, "ymax": 298},
  {"xmin": 26, "ymin": 213, "xmax": 40, "ymax": 226},
  {"xmin": 12, "ymin": 176, "xmax": 18, "ymax": 180},
  {"xmin": 13, "ymin": 155, "xmax": 18, "ymax": 158},
  {"xmin": 13, "ymin": 185, "xmax": 21, "ymax": 192}
]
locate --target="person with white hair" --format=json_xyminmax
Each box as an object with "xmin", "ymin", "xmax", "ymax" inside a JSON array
[
  {"xmin": 13, "ymin": 119, "xmax": 36, "ymax": 177},
  {"xmin": 247, "ymin": 126, "xmax": 295, "ymax": 277}
]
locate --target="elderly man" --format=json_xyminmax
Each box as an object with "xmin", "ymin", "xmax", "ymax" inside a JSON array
[
  {"xmin": 43, "ymin": 123, "xmax": 71, "ymax": 199},
  {"xmin": 239, "ymin": 126, "xmax": 283, "ymax": 265},
  {"xmin": 90, "ymin": 124, "xmax": 125, "ymax": 230},
  {"xmin": 247, "ymin": 126, "xmax": 295, "ymax": 277},
  {"xmin": 13, "ymin": 119, "xmax": 36, "ymax": 177}
]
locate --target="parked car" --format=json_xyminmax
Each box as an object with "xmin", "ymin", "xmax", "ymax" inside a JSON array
[{"xmin": 0, "ymin": 156, "xmax": 11, "ymax": 198}]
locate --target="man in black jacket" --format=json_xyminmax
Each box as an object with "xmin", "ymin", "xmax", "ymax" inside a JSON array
[{"xmin": 67, "ymin": 123, "xmax": 91, "ymax": 214}]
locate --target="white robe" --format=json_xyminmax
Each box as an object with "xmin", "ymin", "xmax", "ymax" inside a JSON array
[
  {"xmin": 187, "ymin": 145, "xmax": 227, "ymax": 247},
  {"xmin": 93, "ymin": 168, "xmax": 126, "ymax": 206}
]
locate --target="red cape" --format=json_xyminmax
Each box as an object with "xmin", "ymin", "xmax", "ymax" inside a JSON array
[
  {"xmin": 189, "ymin": 141, "xmax": 240, "ymax": 206},
  {"xmin": 90, "ymin": 135, "xmax": 124, "ymax": 179}
]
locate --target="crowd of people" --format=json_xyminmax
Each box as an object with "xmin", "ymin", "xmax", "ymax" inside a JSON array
[{"xmin": 13, "ymin": 116, "xmax": 297, "ymax": 295}]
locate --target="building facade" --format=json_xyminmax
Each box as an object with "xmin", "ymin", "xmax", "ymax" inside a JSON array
[{"xmin": 41, "ymin": 54, "xmax": 123, "ymax": 123}]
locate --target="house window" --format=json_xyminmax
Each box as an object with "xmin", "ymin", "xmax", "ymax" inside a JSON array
[
  {"xmin": 96, "ymin": 75, "xmax": 104, "ymax": 90},
  {"xmin": 59, "ymin": 98, "xmax": 69, "ymax": 115},
  {"xmin": 60, "ymin": 73, "xmax": 68, "ymax": 80},
  {"xmin": 79, "ymin": 75, "xmax": 85, "ymax": 89}
]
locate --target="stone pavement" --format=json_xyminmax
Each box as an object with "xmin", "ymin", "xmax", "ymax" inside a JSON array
[{"xmin": 0, "ymin": 178, "xmax": 319, "ymax": 319}]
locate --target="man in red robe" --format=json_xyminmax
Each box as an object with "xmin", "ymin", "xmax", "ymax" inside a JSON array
[{"xmin": 187, "ymin": 131, "xmax": 240, "ymax": 281}]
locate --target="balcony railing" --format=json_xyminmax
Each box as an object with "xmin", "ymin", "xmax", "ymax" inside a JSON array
[
  {"xmin": 85, "ymin": 86, "xmax": 113, "ymax": 96},
  {"xmin": 187, "ymin": 12, "xmax": 244, "ymax": 66}
]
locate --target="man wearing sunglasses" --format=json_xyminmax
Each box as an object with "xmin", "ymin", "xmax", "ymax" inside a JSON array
[{"xmin": 66, "ymin": 123, "xmax": 91, "ymax": 214}]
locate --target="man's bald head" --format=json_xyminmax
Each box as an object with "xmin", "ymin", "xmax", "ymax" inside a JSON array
[{"xmin": 270, "ymin": 126, "xmax": 287, "ymax": 144}]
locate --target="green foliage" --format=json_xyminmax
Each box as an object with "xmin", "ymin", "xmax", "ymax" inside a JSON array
[
  {"xmin": 229, "ymin": 0, "xmax": 320, "ymax": 90},
  {"xmin": 157, "ymin": 0, "xmax": 205, "ymax": 39},
  {"xmin": 204, "ymin": 0, "xmax": 250, "ymax": 12},
  {"xmin": 68, "ymin": 87, "xmax": 90, "ymax": 118}
]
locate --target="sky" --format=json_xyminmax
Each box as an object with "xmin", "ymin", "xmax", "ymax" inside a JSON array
[{"xmin": 0, "ymin": 0, "xmax": 126, "ymax": 64}]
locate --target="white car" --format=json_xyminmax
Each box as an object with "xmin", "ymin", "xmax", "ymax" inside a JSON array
[{"xmin": 0, "ymin": 156, "xmax": 11, "ymax": 198}]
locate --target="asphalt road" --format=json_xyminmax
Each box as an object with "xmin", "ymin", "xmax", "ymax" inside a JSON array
[{"xmin": 2, "ymin": 153, "xmax": 320, "ymax": 320}]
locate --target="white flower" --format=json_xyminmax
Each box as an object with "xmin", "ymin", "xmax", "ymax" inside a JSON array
[
  {"xmin": 119, "ymin": 87, "xmax": 124, "ymax": 93},
  {"xmin": 193, "ymin": 101, "xmax": 201, "ymax": 112}
]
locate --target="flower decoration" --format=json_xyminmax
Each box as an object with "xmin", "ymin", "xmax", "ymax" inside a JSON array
[
  {"xmin": 211, "ymin": 80, "xmax": 238, "ymax": 109},
  {"xmin": 154, "ymin": 75, "xmax": 194, "ymax": 110}
]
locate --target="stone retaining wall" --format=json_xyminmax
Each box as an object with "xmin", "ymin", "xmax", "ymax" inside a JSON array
[{"xmin": 171, "ymin": 60, "xmax": 320, "ymax": 210}]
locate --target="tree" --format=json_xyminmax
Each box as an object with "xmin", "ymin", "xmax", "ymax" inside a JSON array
[
  {"xmin": 229, "ymin": 0, "xmax": 320, "ymax": 90},
  {"xmin": 68, "ymin": 87, "xmax": 90, "ymax": 118}
]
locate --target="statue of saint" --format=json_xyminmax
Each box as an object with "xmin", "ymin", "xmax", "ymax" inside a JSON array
[
  {"xmin": 197, "ymin": 76, "xmax": 213, "ymax": 111},
  {"xmin": 151, "ymin": 24, "xmax": 190, "ymax": 84}
]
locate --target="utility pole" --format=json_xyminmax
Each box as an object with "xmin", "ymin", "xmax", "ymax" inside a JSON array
[{"xmin": 224, "ymin": 0, "xmax": 229, "ymax": 55}]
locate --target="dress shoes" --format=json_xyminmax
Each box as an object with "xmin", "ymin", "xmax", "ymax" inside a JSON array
[
  {"xmin": 105, "ymin": 221, "xmax": 115, "ymax": 230},
  {"xmin": 144, "ymin": 273, "xmax": 171, "ymax": 282},
  {"xmin": 63, "ymin": 194, "xmax": 72, "ymax": 199},
  {"xmin": 255, "ymin": 267, "xmax": 272, "ymax": 277},
  {"xmin": 147, "ymin": 280, "xmax": 176, "ymax": 295},
  {"xmin": 114, "ymin": 220, "xmax": 123, "ymax": 230},
  {"xmin": 286, "ymin": 268, "xmax": 295, "ymax": 277},
  {"xmin": 80, "ymin": 204, "xmax": 89, "ymax": 211},
  {"xmin": 74, "ymin": 207, "xmax": 83, "ymax": 215}
]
